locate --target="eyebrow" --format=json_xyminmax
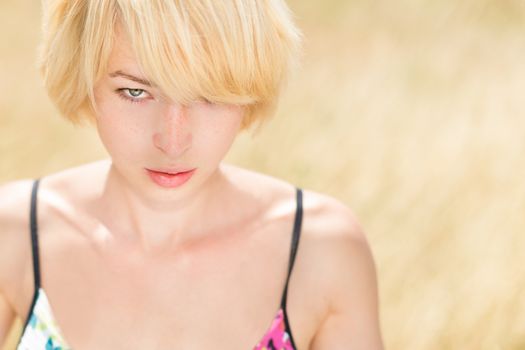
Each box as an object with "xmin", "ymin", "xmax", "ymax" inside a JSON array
[{"xmin": 108, "ymin": 70, "xmax": 153, "ymax": 87}]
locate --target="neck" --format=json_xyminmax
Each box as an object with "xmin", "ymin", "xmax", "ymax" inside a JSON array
[{"xmin": 94, "ymin": 162, "xmax": 229, "ymax": 255}]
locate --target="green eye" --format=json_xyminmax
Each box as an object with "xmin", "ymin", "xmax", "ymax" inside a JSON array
[
  {"xmin": 128, "ymin": 89, "xmax": 144, "ymax": 97},
  {"xmin": 116, "ymin": 88, "xmax": 150, "ymax": 104}
]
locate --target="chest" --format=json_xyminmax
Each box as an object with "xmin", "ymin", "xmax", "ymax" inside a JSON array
[
  {"xmin": 14, "ymin": 218, "xmax": 314, "ymax": 349},
  {"xmin": 20, "ymin": 284, "xmax": 288, "ymax": 349}
]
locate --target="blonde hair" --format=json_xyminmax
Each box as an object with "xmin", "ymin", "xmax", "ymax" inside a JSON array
[{"xmin": 39, "ymin": 0, "xmax": 302, "ymax": 132}]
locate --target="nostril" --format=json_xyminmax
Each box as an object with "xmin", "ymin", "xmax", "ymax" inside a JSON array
[{"xmin": 153, "ymin": 131, "xmax": 192, "ymax": 156}]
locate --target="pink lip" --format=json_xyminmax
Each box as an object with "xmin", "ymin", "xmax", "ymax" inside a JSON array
[{"xmin": 145, "ymin": 168, "xmax": 196, "ymax": 188}]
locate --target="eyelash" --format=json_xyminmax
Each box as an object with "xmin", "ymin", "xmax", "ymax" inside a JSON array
[{"xmin": 116, "ymin": 88, "xmax": 149, "ymax": 104}]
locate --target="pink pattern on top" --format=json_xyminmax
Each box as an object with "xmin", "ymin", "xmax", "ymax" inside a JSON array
[{"xmin": 253, "ymin": 308, "xmax": 295, "ymax": 350}]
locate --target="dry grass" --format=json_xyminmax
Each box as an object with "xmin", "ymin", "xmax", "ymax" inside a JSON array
[{"xmin": 2, "ymin": 0, "xmax": 525, "ymax": 349}]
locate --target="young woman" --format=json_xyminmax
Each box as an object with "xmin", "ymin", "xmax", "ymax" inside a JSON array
[{"xmin": 0, "ymin": 1, "xmax": 384, "ymax": 349}]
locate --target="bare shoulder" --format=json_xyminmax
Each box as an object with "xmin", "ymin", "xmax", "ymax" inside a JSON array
[
  {"xmin": 0, "ymin": 179, "xmax": 35, "ymax": 292},
  {"xmin": 299, "ymin": 189, "xmax": 384, "ymax": 349},
  {"xmin": 0, "ymin": 179, "xmax": 34, "ymax": 223},
  {"xmin": 299, "ymin": 189, "xmax": 376, "ymax": 298},
  {"xmin": 301, "ymin": 189, "xmax": 367, "ymax": 240},
  {"xmin": 0, "ymin": 159, "xmax": 107, "ymax": 290}
]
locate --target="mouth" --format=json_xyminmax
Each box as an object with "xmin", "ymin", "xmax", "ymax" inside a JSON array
[
  {"xmin": 147, "ymin": 167, "xmax": 195, "ymax": 175},
  {"xmin": 145, "ymin": 168, "xmax": 196, "ymax": 188}
]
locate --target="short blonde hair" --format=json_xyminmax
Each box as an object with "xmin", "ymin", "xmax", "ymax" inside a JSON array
[{"xmin": 39, "ymin": 0, "xmax": 302, "ymax": 131}]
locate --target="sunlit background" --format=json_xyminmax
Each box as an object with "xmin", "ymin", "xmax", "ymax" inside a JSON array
[{"xmin": 2, "ymin": 0, "xmax": 525, "ymax": 349}]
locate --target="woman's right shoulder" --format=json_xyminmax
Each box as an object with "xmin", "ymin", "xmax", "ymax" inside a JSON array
[
  {"xmin": 0, "ymin": 179, "xmax": 36, "ymax": 292},
  {"xmin": 0, "ymin": 179, "xmax": 36, "ymax": 238},
  {"xmin": 0, "ymin": 178, "xmax": 34, "ymax": 213}
]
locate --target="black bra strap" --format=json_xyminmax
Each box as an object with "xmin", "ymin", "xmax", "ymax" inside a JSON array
[
  {"xmin": 30, "ymin": 179, "xmax": 41, "ymax": 291},
  {"xmin": 19, "ymin": 179, "xmax": 43, "ymax": 340},
  {"xmin": 280, "ymin": 187, "xmax": 303, "ymax": 309}
]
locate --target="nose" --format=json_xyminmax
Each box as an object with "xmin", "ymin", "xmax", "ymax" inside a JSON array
[{"xmin": 153, "ymin": 103, "xmax": 192, "ymax": 157}]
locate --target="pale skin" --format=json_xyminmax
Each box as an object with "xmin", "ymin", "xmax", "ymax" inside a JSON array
[{"xmin": 0, "ymin": 26, "xmax": 384, "ymax": 350}]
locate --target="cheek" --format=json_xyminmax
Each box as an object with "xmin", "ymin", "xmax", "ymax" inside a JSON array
[
  {"xmin": 95, "ymin": 102, "xmax": 152, "ymax": 159},
  {"xmin": 195, "ymin": 107, "xmax": 243, "ymax": 155}
]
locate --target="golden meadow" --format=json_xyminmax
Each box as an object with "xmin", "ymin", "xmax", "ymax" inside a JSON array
[{"xmin": 1, "ymin": 0, "xmax": 524, "ymax": 349}]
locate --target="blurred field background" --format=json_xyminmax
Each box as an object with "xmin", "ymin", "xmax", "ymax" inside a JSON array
[{"xmin": 2, "ymin": 0, "xmax": 525, "ymax": 349}]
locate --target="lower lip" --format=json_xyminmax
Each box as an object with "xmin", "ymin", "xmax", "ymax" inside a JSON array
[{"xmin": 146, "ymin": 168, "xmax": 196, "ymax": 188}]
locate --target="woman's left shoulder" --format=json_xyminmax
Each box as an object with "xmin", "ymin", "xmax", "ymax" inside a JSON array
[
  {"xmin": 298, "ymin": 189, "xmax": 379, "ymax": 302},
  {"xmin": 300, "ymin": 188, "xmax": 369, "ymax": 245},
  {"xmin": 298, "ymin": 189, "xmax": 383, "ymax": 348}
]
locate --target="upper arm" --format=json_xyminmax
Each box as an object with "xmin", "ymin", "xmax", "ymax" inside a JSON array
[
  {"xmin": 310, "ymin": 203, "xmax": 384, "ymax": 350},
  {"xmin": 0, "ymin": 291, "xmax": 16, "ymax": 346},
  {"xmin": 0, "ymin": 180, "xmax": 33, "ymax": 346}
]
